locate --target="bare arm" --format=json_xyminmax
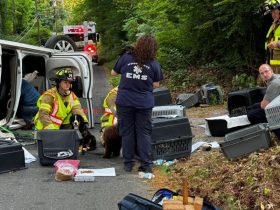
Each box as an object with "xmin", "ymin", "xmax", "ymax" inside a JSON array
[
  {"xmin": 111, "ymin": 69, "xmax": 118, "ymax": 76},
  {"xmin": 260, "ymin": 99, "xmax": 270, "ymax": 109},
  {"xmin": 153, "ymin": 82, "xmax": 160, "ymax": 89}
]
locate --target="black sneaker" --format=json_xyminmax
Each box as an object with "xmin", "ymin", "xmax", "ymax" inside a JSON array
[{"xmin": 138, "ymin": 166, "xmax": 152, "ymax": 173}]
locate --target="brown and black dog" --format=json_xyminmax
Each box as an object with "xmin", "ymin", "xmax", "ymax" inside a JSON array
[
  {"xmin": 102, "ymin": 125, "xmax": 122, "ymax": 158},
  {"xmin": 70, "ymin": 114, "xmax": 96, "ymax": 154}
]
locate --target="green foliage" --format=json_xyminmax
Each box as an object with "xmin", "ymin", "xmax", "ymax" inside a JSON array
[
  {"xmin": 21, "ymin": 27, "xmax": 52, "ymax": 45},
  {"xmin": 232, "ymin": 73, "xmax": 256, "ymax": 90},
  {"xmin": 0, "ymin": 0, "xmax": 272, "ymax": 90},
  {"xmin": 156, "ymin": 165, "xmax": 171, "ymax": 175},
  {"xmin": 109, "ymin": 75, "xmax": 121, "ymax": 88}
]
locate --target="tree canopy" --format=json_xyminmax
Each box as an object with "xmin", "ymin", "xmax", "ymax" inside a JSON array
[{"xmin": 0, "ymin": 0, "xmax": 273, "ymax": 87}]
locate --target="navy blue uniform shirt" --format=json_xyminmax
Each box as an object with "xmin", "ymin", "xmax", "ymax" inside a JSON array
[{"xmin": 113, "ymin": 53, "xmax": 163, "ymax": 108}]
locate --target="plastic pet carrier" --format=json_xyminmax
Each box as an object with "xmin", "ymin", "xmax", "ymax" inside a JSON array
[
  {"xmin": 36, "ymin": 130, "xmax": 82, "ymax": 166},
  {"xmin": 176, "ymin": 91, "xmax": 203, "ymax": 108},
  {"xmin": 265, "ymin": 94, "xmax": 280, "ymax": 130},
  {"xmin": 151, "ymin": 117, "xmax": 192, "ymax": 142},
  {"xmin": 206, "ymin": 118, "xmax": 250, "ymax": 137},
  {"xmin": 152, "ymin": 136, "xmax": 192, "ymax": 161},
  {"xmin": 0, "ymin": 139, "xmax": 26, "ymax": 173},
  {"xmin": 152, "ymin": 105, "xmax": 185, "ymax": 118},
  {"xmin": 153, "ymin": 86, "xmax": 172, "ymax": 106},
  {"xmin": 228, "ymin": 87, "xmax": 266, "ymax": 117},
  {"xmin": 220, "ymin": 123, "xmax": 271, "ymax": 160},
  {"xmin": 151, "ymin": 117, "xmax": 193, "ymax": 160},
  {"xmin": 201, "ymin": 83, "xmax": 223, "ymax": 105}
]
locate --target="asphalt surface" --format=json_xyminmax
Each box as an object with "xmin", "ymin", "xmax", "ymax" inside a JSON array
[{"xmin": 0, "ymin": 65, "xmax": 153, "ymax": 210}]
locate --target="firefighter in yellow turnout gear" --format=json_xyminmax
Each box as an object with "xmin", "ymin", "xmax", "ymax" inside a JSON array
[
  {"xmin": 100, "ymin": 87, "xmax": 118, "ymax": 145},
  {"xmin": 262, "ymin": 0, "xmax": 280, "ymax": 72},
  {"xmin": 34, "ymin": 68, "xmax": 88, "ymax": 130}
]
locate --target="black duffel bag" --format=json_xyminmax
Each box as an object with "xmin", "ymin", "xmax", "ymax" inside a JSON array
[{"xmin": 118, "ymin": 193, "xmax": 162, "ymax": 210}]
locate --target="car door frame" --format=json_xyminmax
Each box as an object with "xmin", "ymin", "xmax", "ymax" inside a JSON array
[{"xmin": 46, "ymin": 53, "xmax": 94, "ymax": 128}]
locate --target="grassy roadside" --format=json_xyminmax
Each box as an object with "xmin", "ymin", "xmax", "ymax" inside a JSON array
[{"xmin": 148, "ymin": 106, "xmax": 280, "ymax": 210}]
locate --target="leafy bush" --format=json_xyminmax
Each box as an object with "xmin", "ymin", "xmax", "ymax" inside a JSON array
[{"xmin": 232, "ymin": 73, "xmax": 256, "ymax": 90}]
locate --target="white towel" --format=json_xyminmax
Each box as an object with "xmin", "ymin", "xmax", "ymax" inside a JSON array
[{"xmin": 205, "ymin": 114, "xmax": 251, "ymax": 136}]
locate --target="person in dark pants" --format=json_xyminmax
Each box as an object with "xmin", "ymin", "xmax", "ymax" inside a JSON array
[
  {"xmin": 111, "ymin": 35, "xmax": 164, "ymax": 173},
  {"xmin": 18, "ymin": 79, "xmax": 40, "ymax": 129},
  {"xmin": 247, "ymin": 64, "xmax": 280, "ymax": 124}
]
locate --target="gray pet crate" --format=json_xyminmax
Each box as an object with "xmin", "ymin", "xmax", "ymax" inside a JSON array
[
  {"xmin": 220, "ymin": 123, "xmax": 271, "ymax": 160},
  {"xmin": 36, "ymin": 130, "xmax": 83, "ymax": 166},
  {"xmin": 152, "ymin": 105, "xmax": 185, "ymax": 118},
  {"xmin": 201, "ymin": 83, "xmax": 224, "ymax": 105},
  {"xmin": 153, "ymin": 86, "xmax": 172, "ymax": 106},
  {"xmin": 176, "ymin": 91, "xmax": 203, "ymax": 108}
]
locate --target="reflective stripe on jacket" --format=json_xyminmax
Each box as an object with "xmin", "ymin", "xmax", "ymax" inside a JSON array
[
  {"xmin": 100, "ymin": 87, "xmax": 118, "ymax": 128},
  {"xmin": 34, "ymin": 87, "xmax": 82, "ymax": 130},
  {"xmin": 266, "ymin": 23, "xmax": 280, "ymax": 65}
]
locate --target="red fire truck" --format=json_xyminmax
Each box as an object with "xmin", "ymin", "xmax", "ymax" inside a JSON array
[{"xmin": 45, "ymin": 21, "xmax": 99, "ymax": 63}]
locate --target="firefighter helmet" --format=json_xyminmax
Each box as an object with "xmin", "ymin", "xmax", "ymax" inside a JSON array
[
  {"xmin": 260, "ymin": 0, "xmax": 280, "ymax": 15},
  {"xmin": 55, "ymin": 67, "xmax": 74, "ymax": 82}
]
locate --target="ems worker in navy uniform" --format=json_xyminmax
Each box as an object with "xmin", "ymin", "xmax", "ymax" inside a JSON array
[{"xmin": 111, "ymin": 35, "xmax": 164, "ymax": 173}]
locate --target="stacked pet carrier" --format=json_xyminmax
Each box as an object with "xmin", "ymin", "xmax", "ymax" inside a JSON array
[{"xmin": 152, "ymin": 87, "xmax": 193, "ymax": 160}]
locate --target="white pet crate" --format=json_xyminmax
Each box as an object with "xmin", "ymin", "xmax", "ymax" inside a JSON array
[
  {"xmin": 265, "ymin": 95, "xmax": 280, "ymax": 130},
  {"xmin": 152, "ymin": 105, "xmax": 185, "ymax": 118}
]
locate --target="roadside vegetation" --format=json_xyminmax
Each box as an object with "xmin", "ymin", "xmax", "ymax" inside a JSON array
[
  {"xmin": 151, "ymin": 146, "xmax": 280, "ymax": 210},
  {"xmin": 1, "ymin": 1, "xmax": 279, "ymax": 209},
  {"xmin": 0, "ymin": 0, "xmax": 270, "ymax": 91},
  {"xmin": 149, "ymin": 107, "xmax": 280, "ymax": 210}
]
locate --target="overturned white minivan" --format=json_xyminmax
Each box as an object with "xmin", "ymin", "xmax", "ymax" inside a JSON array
[{"xmin": 0, "ymin": 39, "xmax": 94, "ymax": 129}]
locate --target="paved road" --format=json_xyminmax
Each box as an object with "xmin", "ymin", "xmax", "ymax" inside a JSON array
[{"xmin": 0, "ymin": 65, "xmax": 153, "ymax": 210}]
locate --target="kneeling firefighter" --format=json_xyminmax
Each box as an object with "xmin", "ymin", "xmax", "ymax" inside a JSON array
[
  {"xmin": 34, "ymin": 67, "xmax": 88, "ymax": 130},
  {"xmin": 100, "ymin": 86, "xmax": 118, "ymax": 145}
]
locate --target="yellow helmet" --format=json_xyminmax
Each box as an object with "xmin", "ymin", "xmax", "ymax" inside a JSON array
[
  {"xmin": 260, "ymin": 0, "xmax": 280, "ymax": 15},
  {"xmin": 55, "ymin": 67, "xmax": 74, "ymax": 82}
]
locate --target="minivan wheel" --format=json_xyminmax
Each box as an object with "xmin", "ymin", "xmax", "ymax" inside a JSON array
[{"xmin": 45, "ymin": 35, "xmax": 77, "ymax": 52}]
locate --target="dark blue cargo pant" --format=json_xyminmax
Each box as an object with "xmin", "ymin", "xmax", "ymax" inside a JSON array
[
  {"xmin": 116, "ymin": 105, "xmax": 153, "ymax": 172},
  {"xmin": 247, "ymin": 103, "xmax": 267, "ymax": 125}
]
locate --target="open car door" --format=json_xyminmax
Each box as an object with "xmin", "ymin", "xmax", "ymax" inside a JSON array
[
  {"xmin": 0, "ymin": 47, "xmax": 22, "ymax": 127},
  {"xmin": 46, "ymin": 53, "xmax": 94, "ymax": 128}
]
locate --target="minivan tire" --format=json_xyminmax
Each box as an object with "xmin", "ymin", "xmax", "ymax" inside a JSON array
[{"xmin": 45, "ymin": 35, "xmax": 77, "ymax": 52}]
